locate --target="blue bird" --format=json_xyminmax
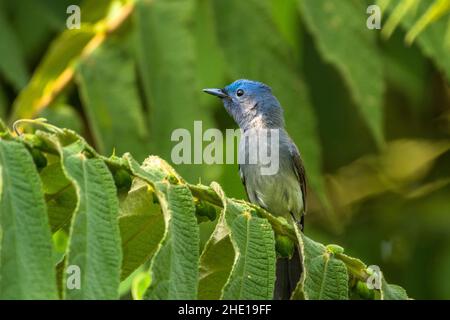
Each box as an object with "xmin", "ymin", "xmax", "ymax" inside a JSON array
[{"xmin": 203, "ymin": 79, "xmax": 306, "ymax": 300}]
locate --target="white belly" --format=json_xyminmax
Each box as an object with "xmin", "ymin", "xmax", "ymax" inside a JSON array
[{"xmin": 241, "ymin": 164, "xmax": 303, "ymax": 219}]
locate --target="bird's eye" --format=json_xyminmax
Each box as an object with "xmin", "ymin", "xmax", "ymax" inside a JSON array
[{"xmin": 236, "ymin": 89, "xmax": 244, "ymax": 97}]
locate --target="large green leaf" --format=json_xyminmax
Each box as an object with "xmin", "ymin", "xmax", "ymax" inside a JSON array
[
  {"xmin": 61, "ymin": 144, "xmax": 122, "ymax": 299},
  {"xmin": 212, "ymin": 0, "xmax": 328, "ymax": 208},
  {"xmin": 303, "ymin": 254, "xmax": 349, "ymax": 300},
  {"xmin": 293, "ymin": 229, "xmax": 349, "ymax": 300},
  {"xmin": 146, "ymin": 183, "xmax": 199, "ymax": 299},
  {"xmin": 198, "ymin": 183, "xmax": 235, "ymax": 299},
  {"xmin": 40, "ymin": 158, "xmax": 77, "ymax": 232},
  {"xmin": 222, "ymin": 207, "xmax": 277, "ymax": 300},
  {"xmin": 76, "ymin": 41, "xmax": 151, "ymax": 161},
  {"xmin": 0, "ymin": 140, "xmax": 57, "ymax": 299},
  {"xmin": 119, "ymin": 179, "xmax": 165, "ymax": 280},
  {"xmin": 299, "ymin": 0, "xmax": 384, "ymax": 146},
  {"xmin": 211, "ymin": 185, "xmax": 276, "ymax": 300},
  {"xmin": 126, "ymin": 155, "xmax": 200, "ymax": 299}
]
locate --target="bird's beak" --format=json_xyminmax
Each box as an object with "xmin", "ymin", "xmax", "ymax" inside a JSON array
[{"xmin": 202, "ymin": 88, "xmax": 228, "ymax": 98}]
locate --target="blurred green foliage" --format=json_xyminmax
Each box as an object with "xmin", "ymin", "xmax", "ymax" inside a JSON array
[{"xmin": 0, "ymin": 0, "xmax": 449, "ymax": 299}]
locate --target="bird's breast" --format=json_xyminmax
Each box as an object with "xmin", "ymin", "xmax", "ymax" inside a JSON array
[{"xmin": 239, "ymin": 156, "xmax": 303, "ymax": 219}]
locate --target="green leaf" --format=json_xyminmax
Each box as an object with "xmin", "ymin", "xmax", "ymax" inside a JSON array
[
  {"xmin": 146, "ymin": 183, "xmax": 199, "ymax": 299},
  {"xmin": 131, "ymin": 271, "xmax": 151, "ymax": 300},
  {"xmin": 76, "ymin": 40, "xmax": 151, "ymax": 161},
  {"xmin": 211, "ymin": 184, "xmax": 276, "ymax": 300},
  {"xmin": 0, "ymin": 9, "xmax": 28, "ymax": 91},
  {"xmin": 212, "ymin": 0, "xmax": 328, "ymax": 208},
  {"xmin": 293, "ymin": 230, "xmax": 349, "ymax": 300},
  {"xmin": 126, "ymin": 155, "xmax": 199, "ymax": 299},
  {"xmin": 380, "ymin": 277, "xmax": 408, "ymax": 300},
  {"xmin": 119, "ymin": 179, "xmax": 165, "ymax": 280},
  {"xmin": 300, "ymin": 0, "xmax": 385, "ymax": 145},
  {"xmin": 198, "ymin": 183, "xmax": 235, "ymax": 299},
  {"xmin": 304, "ymin": 254, "xmax": 349, "ymax": 300},
  {"xmin": 65, "ymin": 163, "xmax": 120, "ymax": 297},
  {"xmin": 62, "ymin": 153, "xmax": 122, "ymax": 299},
  {"xmin": 222, "ymin": 210, "xmax": 277, "ymax": 300},
  {"xmin": 0, "ymin": 140, "xmax": 57, "ymax": 299},
  {"xmin": 40, "ymin": 159, "xmax": 77, "ymax": 232}
]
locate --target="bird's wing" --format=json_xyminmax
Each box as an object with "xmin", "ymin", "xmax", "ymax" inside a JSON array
[
  {"xmin": 288, "ymin": 142, "xmax": 307, "ymax": 228},
  {"xmin": 238, "ymin": 164, "xmax": 251, "ymax": 201}
]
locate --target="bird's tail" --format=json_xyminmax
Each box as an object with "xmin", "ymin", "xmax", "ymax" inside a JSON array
[{"xmin": 274, "ymin": 246, "xmax": 302, "ymax": 300}]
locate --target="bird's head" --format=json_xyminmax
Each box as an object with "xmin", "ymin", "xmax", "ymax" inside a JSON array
[{"xmin": 203, "ymin": 79, "xmax": 284, "ymax": 130}]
